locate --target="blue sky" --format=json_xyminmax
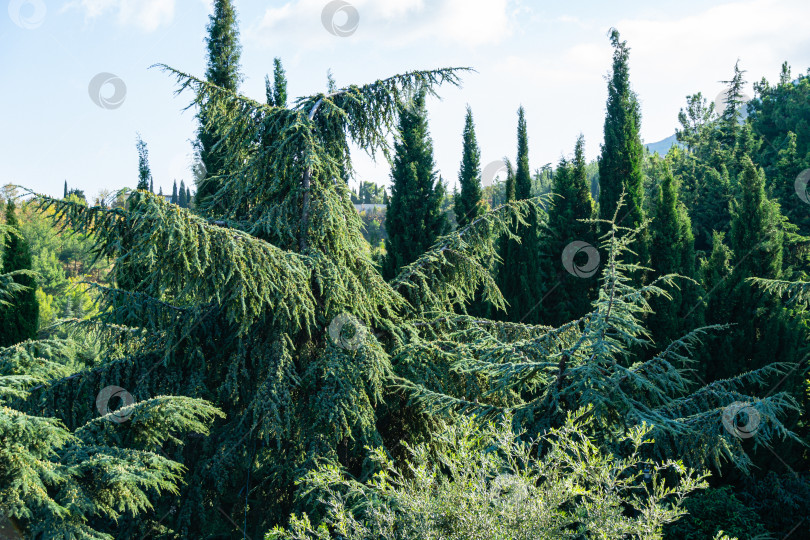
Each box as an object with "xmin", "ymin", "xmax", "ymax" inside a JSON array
[{"xmin": 3, "ymin": 0, "xmax": 810, "ymax": 199}]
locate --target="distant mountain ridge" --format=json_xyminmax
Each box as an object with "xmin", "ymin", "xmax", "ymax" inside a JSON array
[{"xmin": 645, "ymin": 133, "xmax": 680, "ymax": 155}]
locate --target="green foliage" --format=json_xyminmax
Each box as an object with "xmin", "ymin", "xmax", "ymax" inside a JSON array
[
  {"xmin": 269, "ymin": 57, "xmax": 288, "ymax": 108},
  {"xmin": 663, "ymin": 486, "xmax": 770, "ymax": 540},
  {"xmin": 268, "ymin": 411, "xmax": 709, "ymax": 540},
  {"xmin": 494, "ymin": 107, "xmax": 546, "ymax": 323},
  {"xmin": 453, "ymin": 105, "xmax": 485, "ymax": 227},
  {"xmin": 30, "ymin": 63, "xmax": 474, "ymax": 536},
  {"xmin": 13, "ymin": 197, "xmax": 104, "ymax": 327},
  {"xmin": 383, "ymin": 89, "xmax": 450, "ymax": 278},
  {"xmin": 701, "ymin": 156, "xmax": 805, "ymax": 386},
  {"xmin": 18, "ymin": 37, "xmax": 809, "ymax": 538},
  {"xmin": 135, "ymin": 134, "xmax": 152, "ymax": 192},
  {"xmin": 0, "ymin": 285, "xmax": 222, "ymax": 538},
  {"xmin": 738, "ymin": 472, "xmax": 810, "ymax": 538},
  {"xmin": 400, "ymin": 199, "xmax": 802, "ymax": 473},
  {"xmin": 0, "ymin": 200, "xmax": 39, "ymax": 346},
  {"xmin": 537, "ymin": 134, "xmax": 597, "ymax": 327},
  {"xmin": 647, "ymin": 160, "xmax": 703, "ymax": 348},
  {"xmin": 598, "ymin": 29, "xmax": 649, "ymax": 266},
  {"xmin": 515, "ymin": 106, "xmax": 531, "ymax": 201},
  {"xmin": 351, "ymin": 181, "xmax": 386, "ymax": 204},
  {"xmin": 195, "ymin": 0, "xmax": 243, "ymax": 211}
]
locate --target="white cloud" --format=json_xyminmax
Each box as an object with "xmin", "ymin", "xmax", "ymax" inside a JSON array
[
  {"xmin": 612, "ymin": 0, "xmax": 810, "ymax": 140},
  {"xmin": 63, "ymin": 0, "xmax": 175, "ymax": 31},
  {"xmin": 246, "ymin": 0, "xmax": 511, "ymax": 49}
]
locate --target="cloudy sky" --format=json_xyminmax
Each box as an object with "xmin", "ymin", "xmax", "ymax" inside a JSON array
[{"xmin": 3, "ymin": 0, "xmax": 810, "ymax": 199}]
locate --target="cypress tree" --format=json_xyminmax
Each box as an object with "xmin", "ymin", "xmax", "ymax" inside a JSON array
[
  {"xmin": 453, "ymin": 105, "xmax": 484, "ymax": 227},
  {"xmin": 647, "ymin": 161, "xmax": 702, "ymax": 348},
  {"xmin": 703, "ymin": 156, "xmax": 801, "ymax": 382},
  {"xmin": 136, "ymin": 134, "xmax": 152, "ymax": 191},
  {"xmin": 503, "ymin": 158, "xmax": 516, "ymax": 203},
  {"xmin": 172, "ymin": 180, "xmax": 178, "ymax": 205},
  {"xmin": 195, "ymin": 0, "xmax": 242, "ymax": 211},
  {"xmin": 538, "ymin": 135, "xmax": 597, "ymax": 326},
  {"xmin": 598, "ymin": 29, "xmax": 648, "ymax": 265},
  {"xmin": 383, "ymin": 89, "xmax": 449, "ymax": 278},
  {"xmin": 62, "ymin": 180, "xmax": 67, "ymax": 199},
  {"xmin": 272, "ymin": 57, "xmax": 288, "ymax": 108},
  {"xmin": 769, "ymin": 131, "xmax": 810, "ymax": 234},
  {"xmin": 186, "ymin": 186, "xmax": 192, "ymax": 207},
  {"xmin": 179, "ymin": 180, "xmax": 188, "ymax": 208},
  {"xmin": 515, "ymin": 107, "xmax": 531, "ymax": 200},
  {"xmin": 149, "ymin": 178, "xmax": 154, "ymax": 194},
  {"xmin": 494, "ymin": 107, "xmax": 545, "ymax": 323},
  {"xmin": 0, "ymin": 200, "xmax": 38, "ymax": 347}
]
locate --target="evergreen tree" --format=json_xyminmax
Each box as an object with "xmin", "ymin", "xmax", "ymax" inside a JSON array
[
  {"xmin": 538, "ymin": 135, "xmax": 597, "ymax": 327},
  {"xmin": 750, "ymin": 64, "xmax": 810, "ymax": 197},
  {"xmin": 149, "ymin": 178, "xmax": 154, "ymax": 194},
  {"xmin": 62, "ymin": 180, "xmax": 67, "ymax": 199},
  {"xmin": 272, "ymin": 57, "xmax": 288, "ymax": 108},
  {"xmin": 21, "ymin": 53, "xmax": 808, "ymax": 538},
  {"xmin": 186, "ymin": 186, "xmax": 192, "ymax": 207},
  {"xmin": 0, "ymin": 244, "xmax": 222, "ymax": 539},
  {"xmin": 503, "ymin": 158, "xmax": 516, "ymax": 203},
  {"xmin": 403, "ymin": 200, "xmax": 801, "ymax": 474},
  {"xmin": 135, "ymin": 134, "xmax": 152, "ymax": 191},
  {"xmin": 37, "ymin": 63, "xmax": 482, "ymax": 536},
  {"xmin": 195, "ymin": 0, "xmax": 242, "ymax": 211},
  {"xmin": 171, "ymin": 180, "xmax": 178, "ymax": 205},
  {"xmin": 383, "ymin": 89, "xmax": 450, "ymax": 278},
  {"xmin": 717, "ymin": 60, "xmax": 748, "ymax": 149},
  {"xmin": 702, "ymin": 156, "xmax": 803, "ymax": 388},
  {"xmin": 0, "ymin": 200, "xmax": 38, "ymax": 347},
  {"xmin": 179, "ymin": 180, "xmax": 188, "ymax": 208},
  {"xmin": 598, "ymin": 29, "xmax": 649, "ymax": 266},
  {"xmin": 647, "ymin": 160, "xmax": 702, "ymax": 348},
  {"xmin": 515, "ymin": 107, "xmax": 531, "ymax": 201},
  {"xmin": 453, "ymin": 105, "xmax": 484, "ymax": 227},
  {"xmin": 494, "ymin": 107, "xmax": 545, "ymax": 323},
  {"xmin": 767, "ymin": 131, "xmax": 810, "ymax": 234}
]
